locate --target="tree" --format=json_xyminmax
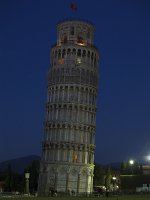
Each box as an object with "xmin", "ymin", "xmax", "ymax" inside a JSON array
[
  {"xmin": 93, "ymin": 163, "xmax": 105, "ymax": 186},
  {"xmin": 5, "ymin": 164, "xmax": 13, "ymax": 192},
  {"xmin": 5, "ymin": 164, "xmax": 24, "ymax": 192},
  {"xmin": 105, "ymin": 168, "xmax": 112, "ymax": 190},
  {"xmin": 120, "ymin": 160, "xmax": 143, "ymax": 175},
  {"xmin": 28, "ymin": 160, "xmax": 40, "ymax": 193},
  {"xmin": 24, "ymin": 160, "xmax": 40, "ymax": 193},
  {"xmin": 120, "ymin": 161, "xmax": 126, "ymax": 175}
]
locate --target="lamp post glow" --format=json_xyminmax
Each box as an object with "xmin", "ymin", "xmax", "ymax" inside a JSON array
[
  {"xmin": 25, "ymin": 172, "xmax": 30, "ymax": 195},
  {"xmin": 145, "ymin": 155, "xmax": 150, "ymax": 161},
  {"xmin": 112, "ymin": 177, "xmax": 117, "ymax": 191},
  {"xmin": 129, "ymin": 160, "xmax": 134, "ymax": 175},
  {"xmin": 129, "ymin": 160, "xmax": 134, "ymax": 165}
]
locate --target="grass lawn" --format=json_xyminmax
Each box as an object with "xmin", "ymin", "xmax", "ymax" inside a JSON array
[{"xmin": 1, "ymin": 195, "xmax": 150, "ymax": 200}]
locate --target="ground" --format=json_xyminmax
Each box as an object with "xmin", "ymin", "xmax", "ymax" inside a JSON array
[{"xmin": 1, "ymin": 195, "xmax": 150, "ymax": 200}]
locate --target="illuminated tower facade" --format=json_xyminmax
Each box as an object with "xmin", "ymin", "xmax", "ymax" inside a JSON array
[{"xmin": 38, "ymin": 20, "xmax": 99, "ymax": 196}]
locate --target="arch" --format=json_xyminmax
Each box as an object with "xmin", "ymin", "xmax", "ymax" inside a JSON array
[
  {"xmin": 55, "ymin": 50, "xmax": 57, "ymax": 58},
  {"xmin": 91, "ymin": 52, "xmax": 94, "ymax": 61},
  {"xmin": 61, "ymin": 34, "xmax": 67, "ymax": 44},
  {"xmin": 77, "ymin": 49, "xmax": 81, "ymax": 57},
  {"xmin": 70, "ymin": 26, "xmax": 74, "ymax": 35},
  {"xmin": 94, "ymin": 55, "xmax": 96, "ymax": 66},
  {"xmin": 57, "ymin": 123, "xmax": 60, "ymax": 128},
  {"xmin": 62, "ymin": 49, "xmax": 66, "ymax": 58},
  {"xmin": 67, "ymin": 48, "xmax": 71, "ymax": 54},
  {"xmin": 73, "ymin": 48, "xmax": 76, "ymax": 54},
  {"xmin": 58, "ymin": 49, "xmax": 61, "ymax": 59},
  {"xmin": 82, "ymin": 49, "xmax": 86, "ymax": 57}
]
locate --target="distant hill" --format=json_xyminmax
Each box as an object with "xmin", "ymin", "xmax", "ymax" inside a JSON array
[
  {"xmin": 0, "ymin": 155, "xmax": 121, "ymax": 174},
  {"xmin": 0, "ymin": 155, "xmax": 40, "ymax": 174},
  {"xmin": 95, "ymin": 162, "xmax": 121, "ymax": 170},
  {"xmin": 105, "ymin": 162, "xmax": 121, "ymax": 170}
]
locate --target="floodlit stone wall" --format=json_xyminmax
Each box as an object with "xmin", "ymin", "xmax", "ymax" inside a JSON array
[{"xmin": 38, "ymin": 20, "xmax": 99, "ymax": 196}]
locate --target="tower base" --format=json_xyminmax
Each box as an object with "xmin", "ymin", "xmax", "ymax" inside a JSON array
[{"xmin": 38, "ymin": 162, "xmax": 94, "ymax": 196}]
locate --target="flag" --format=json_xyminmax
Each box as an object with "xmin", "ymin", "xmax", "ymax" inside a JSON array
[{"xmin": 70, "ymin": 3, "xmax": 77, "ymax": 11}]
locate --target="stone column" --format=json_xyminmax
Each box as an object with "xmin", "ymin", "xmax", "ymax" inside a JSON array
[
  {"xmin": 55, "ymin": 106, "xmax": 58, "ymax": 120},
  {"xmin": 62, "ymin": 87, "xmax": 64, "ymax": 102},
  {"xmin": 86, "ymin": 172, "xmax": 91, "ymax": 196},
  {"xmin": 90, "ymin": 174, "xmax": 94, "ymax": 193},
  {"xmin": 86, "ymin": 173, "xmax": 88, "ymax": 196},
  {"xmin": 53, "ymin": 89, "xmax": 56, "ymax": 102},
  {"xmin": 69, "ymin": 147, "xmax": 73, "ymax": 162},
  {"xmin": 78, "ymin": 88, "xmax": 80, "ymax": 103},
  {"xmin": 77, "ymin": 173, "xmax": 81, "ymax": 194},
  {"xmin": 45, "ymin": 149, "xmax": 47, "ymax": 161},
  {"xmin": 57, "ymin": 87, "xmax": 60, "ymax": 102},
  {"xmin": 87, "ymin": 90, "xmax": 89, "ymax": 104},
  {"xmin": 84, "ymin": 146, "xmax": 88, "ymax": 164},
  {"xmin": 54, "ymin": 172, "xmax": 58, "ymax": 191},
  {"xmin": 66, "ymin": 172, "xmax": 69, "ymax": 193}
]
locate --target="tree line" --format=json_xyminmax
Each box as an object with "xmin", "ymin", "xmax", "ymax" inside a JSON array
[
  {"xmin": 0, "ymin": 160, "xmax": 39, "ymax": 193},
  {"xmin": 0, "ymin": 160, "xmax": 147, "ymax": 193}
]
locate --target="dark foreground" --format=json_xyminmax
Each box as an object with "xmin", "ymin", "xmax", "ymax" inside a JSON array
[{"xmin": 1, "ymin": 194, "xmax": 150, "ymax": 200}]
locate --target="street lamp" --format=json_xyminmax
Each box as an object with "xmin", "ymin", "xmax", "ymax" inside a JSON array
[
  {"xmin": 112, "ymin": 177, "xmax": 117, "ymax": 192},
  {"xmin": 145, "ymin": 155, "xmax": 150, "ymax": 162},
  {"xmin": 25, "ymin": 172, "xmax": 30, "ymax": 195},
  {"xmin": 129, "ymin": 159, "xmax": 134, "ymax": 175}
]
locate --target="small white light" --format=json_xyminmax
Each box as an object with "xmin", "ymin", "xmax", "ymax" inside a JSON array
[{"xmin": 129, "ymin": 160, "xmax": 134, "ymax": 165}]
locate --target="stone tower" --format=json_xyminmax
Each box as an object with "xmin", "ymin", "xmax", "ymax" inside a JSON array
[{"xmin": 38, "ymin": 20, "xmax": 99, "ymax": 196}]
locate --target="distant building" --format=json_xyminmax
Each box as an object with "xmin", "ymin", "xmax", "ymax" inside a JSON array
[
  {"xmin": 142, "ymin": 165, "xmax": 150, "ymax": 175},
  {"xmin": 38, "ymin": 20, "xmax": 99, "ymax": 196}
]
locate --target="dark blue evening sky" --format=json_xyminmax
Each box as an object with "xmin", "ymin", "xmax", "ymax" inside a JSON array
[{"xmin": 0, "ymin": 0, "xmax": 150, "ymax": 164}]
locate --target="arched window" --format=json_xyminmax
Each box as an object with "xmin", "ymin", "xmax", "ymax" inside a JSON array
[
  {"xmin": 73, "ymin": 48, "xmax": 76, "ymax": 55},
  {"xmin": 62, "ymin": 49, "xmax": 66, "ymax": 58},
  {"xmin": 70, "ymin": 26, "xmax": 74, "ymax": 35},
  {"xmin": 78, "ymin": 33, "xmax": 84, "ymax": 44},
  {"xmin": 82, "ymin": 50, "xmax": 86, "ymax": 57},
  {"xmin": 77, "ymin": 49, "xmax": 81, "ymax": 57},
  {"xmin": 67, "ymin": 48, "xmax": 71, "ymax": 54},
  {"xmin": 87, "ymin": 30, "xmax": 90, "ymax": 39},
  {"xmin": 61, "ymin": 33, "xmax": 67, "ymax": 44},
  {"xmin": 94, "ymin": 55, "xmax": 96, "ymax": 66},
  {"xmin": 55, "ymin": 50, "xmax": 57, "ymax": 58},
  {"xmin": 58, "ymin": 49, "xmax": 61, "ymax": 59},
  {"xmin": 91, "ymin": 52, "xmax": 94, "ymax": 61}
]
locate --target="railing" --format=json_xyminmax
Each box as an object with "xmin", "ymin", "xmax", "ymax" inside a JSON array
[
  {"xmin": 56, "ymin": 18, "xmax": 95, "ymax": 28},
  {"xmin": 51, "ymin": 41, "xmax": 98, "ymax": 51}
]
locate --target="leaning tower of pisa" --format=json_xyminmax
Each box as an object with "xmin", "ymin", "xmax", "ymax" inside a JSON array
[{"xmin": 38, "ymin": 20, "xmax": 99, "ymax": 196}]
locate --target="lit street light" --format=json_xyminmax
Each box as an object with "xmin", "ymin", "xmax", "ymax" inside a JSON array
[
  {"xmin": 112, "ymin": 176, "xmax": 117, "ymax": 191},
  {"xmin": 129, "ymin": 159, "xmax": 134, "ymax": 175}
]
